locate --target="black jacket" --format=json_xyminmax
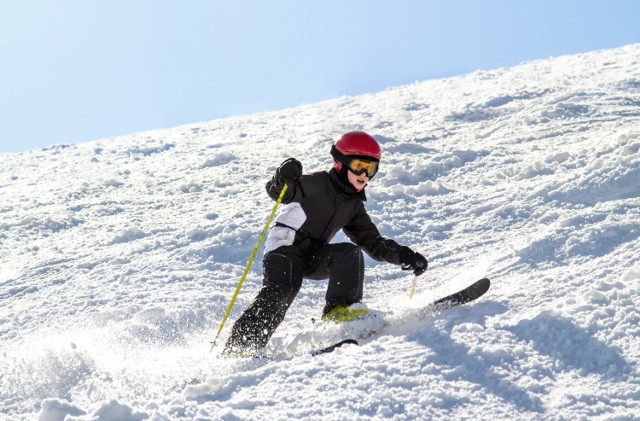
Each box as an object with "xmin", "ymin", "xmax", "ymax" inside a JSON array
[{"xmin": 264, "ymin": 169, "xmax": 405, "ymax": 264}]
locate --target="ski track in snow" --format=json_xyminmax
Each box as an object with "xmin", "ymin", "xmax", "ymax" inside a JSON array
[{"xmin": 1, "ymin": 44, "xmax": 640, "ymax": 420}]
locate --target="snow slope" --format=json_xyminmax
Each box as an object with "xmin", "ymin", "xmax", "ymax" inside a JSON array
[{"xmin": 1, "ymin": 43, "xmax": 639, "ymax": 420}]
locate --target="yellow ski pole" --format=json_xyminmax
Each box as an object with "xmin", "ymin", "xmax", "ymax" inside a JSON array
[
  {"xmin": 409, "ymin": 275, "xmax": 418, "ymax": 299},
  {"xmin": 210, "ymin": 184, "xmax": 289, "ymax": 351}
]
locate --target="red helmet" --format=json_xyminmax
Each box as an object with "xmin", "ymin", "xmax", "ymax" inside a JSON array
[
  {"xmin": 330, "ymin": 131, "xmax": 381, "ymax": 178},
  {"xmin": 332, "ymin": 131, "xmax": 381, "ymax": 161}
]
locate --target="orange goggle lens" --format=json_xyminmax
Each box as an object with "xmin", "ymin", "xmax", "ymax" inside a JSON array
[{"xmin": 348, "ymin": 158, "xmax": 378, "ymax": 178}]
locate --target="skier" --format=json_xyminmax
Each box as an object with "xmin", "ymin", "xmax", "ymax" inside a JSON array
[{"xmin": 223, "ymin": 131, "xmax": 428, "ymax": 356}]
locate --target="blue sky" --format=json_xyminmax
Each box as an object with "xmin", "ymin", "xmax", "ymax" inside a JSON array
[{"xmin": 1, "ymin": 1, "xmax": 638, "ymax": 153}]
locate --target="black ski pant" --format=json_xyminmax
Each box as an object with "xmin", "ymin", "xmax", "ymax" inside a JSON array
[{"xmin": 223, "ymin": 242, "xmax": 364, "ymax": 353}]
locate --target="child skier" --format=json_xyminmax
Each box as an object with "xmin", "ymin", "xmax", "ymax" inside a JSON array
[{"xmin": 223, "ymin": 131, "xmax": 428, "ymax": 356}]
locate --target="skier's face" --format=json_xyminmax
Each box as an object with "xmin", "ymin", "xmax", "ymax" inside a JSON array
[{"xmin": 347, "ymin": 169, "xmax": 369, "ymax": 191}]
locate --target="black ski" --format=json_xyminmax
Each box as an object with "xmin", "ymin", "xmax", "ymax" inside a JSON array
[
  {"xmin": 310, "ymin": 339, "xmax": 359, "ymax": 356},
  {"xmin": 312, "ymin": 278, "xmax": 491, "ymax": 353},
  {"xmin": 424, "ymin": 277, "xmax": 490, "ymax": 314},
  {"xmin": 305, "ymin": 279, "xmax": 490, "ymax": 356}
]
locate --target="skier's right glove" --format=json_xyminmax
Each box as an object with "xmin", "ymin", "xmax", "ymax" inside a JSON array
[
  {"xmin": 276, "ymin": 158, "xmax": 303, "ymax": 184},
  {"xmin": 399, "ymin": 247, "xmax": 428, "ymax": 276}
]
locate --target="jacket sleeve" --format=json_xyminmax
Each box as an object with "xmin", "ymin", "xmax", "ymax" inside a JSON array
[{"xmin": 342, "ymin": 204, "xmax": 404, "ymax": 265}]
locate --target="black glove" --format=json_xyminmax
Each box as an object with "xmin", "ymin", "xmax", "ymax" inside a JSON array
[
  {"xmin": 276, "ymin": 158, "xmax": 303, "ymax": 184},
  {"xmin": 399, "ymin": 246, "xmax": 428, "ymax": 276}
]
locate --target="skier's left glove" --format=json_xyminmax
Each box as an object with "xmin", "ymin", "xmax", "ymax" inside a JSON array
[{"xmin": 399, "ymin": 247, "xmax": 428, "ymax": 276}]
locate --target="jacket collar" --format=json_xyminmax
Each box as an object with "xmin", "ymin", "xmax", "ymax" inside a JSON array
[{"xmin": 328, "ymin": 169, "xmax": 367, "ymax": 201}]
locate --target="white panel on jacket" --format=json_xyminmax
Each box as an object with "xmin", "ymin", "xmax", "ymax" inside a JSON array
[{"xmin": 264, "ymin": 203, "xmax": 307, "ymax": 254}]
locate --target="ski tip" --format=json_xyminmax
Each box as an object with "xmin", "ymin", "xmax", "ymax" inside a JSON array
[
  {"xmin": 475, "ymin": 277, "xmax": 491, "ymax": 294},
  {"xmin": 477, "ymin": 277, "xmax": 490, "ymax": 288}
]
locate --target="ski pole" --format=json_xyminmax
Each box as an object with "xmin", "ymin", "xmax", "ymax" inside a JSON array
[
  {"xmin": 210, "ymin": 183, "xmax": 289, "ymax": 351},
  {"xmin": 409, "ymin": 275, "xmax": 418, "ymax": 299}
]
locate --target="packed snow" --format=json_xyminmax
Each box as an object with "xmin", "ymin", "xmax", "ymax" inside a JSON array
[{"xmin": 1, "ymin": 43, "xmax": 639, "ymax": 420}]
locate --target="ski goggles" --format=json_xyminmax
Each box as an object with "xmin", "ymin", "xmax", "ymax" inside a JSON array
[{"xmin": 346, "ymin": 158, "xmax": 379, "ymax": 178}]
